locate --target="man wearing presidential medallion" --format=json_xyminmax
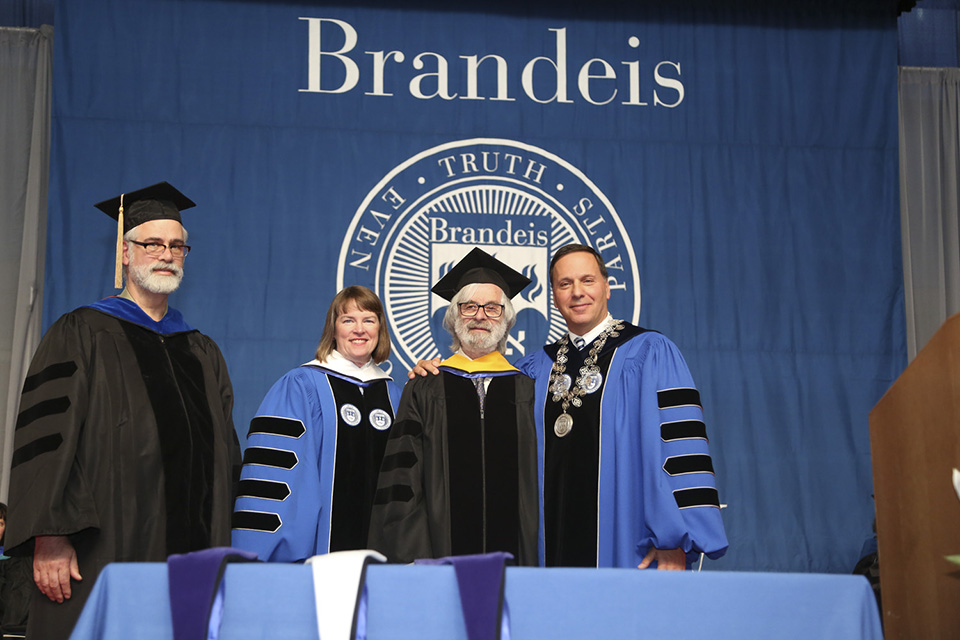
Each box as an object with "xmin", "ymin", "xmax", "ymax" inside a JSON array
[
  {"xmin": 516, "ymin": 243, "xmax": 728, "ymax": 569},
  {"xmin": 5, "ymin": 182, "xmax": 240, "ymax": 639},
  {"xmin": 369, "ymin": 248, "xmax": 538, "ymax": 565}
]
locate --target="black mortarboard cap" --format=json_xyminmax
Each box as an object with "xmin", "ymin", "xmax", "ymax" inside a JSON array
[
  {"xmin": 94, "ymin": 181, "xmax": 195, "ymax": 289},
  {"xmin": 431, "ymin": 247, "xmax": 531, "ymax": 301},
  {"xmin": 94, "ymin": 181, "xmax": 195, "ymax": 234}
]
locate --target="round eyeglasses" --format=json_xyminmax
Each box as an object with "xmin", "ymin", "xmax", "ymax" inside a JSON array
[
  {"xmin": 130, "ymin": 240, "xmax": 191, "ymax": 258},
  {"xmin": 458, "ymin": 302, "xmax": 504, "ymax": 318}
]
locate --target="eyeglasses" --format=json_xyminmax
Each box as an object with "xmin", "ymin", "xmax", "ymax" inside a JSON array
[
  {"xmin": 130, "ymin": 240, "xmax": 191, "ymax": 258},
  {"xmin": 458, "ymin": 302, "xmax": 504, "ymax": 318}
]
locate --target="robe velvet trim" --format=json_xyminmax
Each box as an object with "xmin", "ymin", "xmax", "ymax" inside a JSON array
[
  {"xmin": 541, "ymin": 328, "xmax": 636, "ymax": 566},
  {"xmin": 86, "ymin": 295, "xmax": 213, "ymax": 553},
  {"xmin": 121, "ymin": 320, "xmax": 217, "ymax": 554},
  {"xmin": 445, "ymin": 374, "xmax": 521, "ymax": 558},
  {"xmin": 328, "ymin": 376, "xmax": 396, "ymax": 552},
  {"xmin": 86, "ymin": 296, "xmax": 193, "ymax": 334}
]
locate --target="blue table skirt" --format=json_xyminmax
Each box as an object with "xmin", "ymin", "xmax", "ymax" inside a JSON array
[{"xmin": 70, "ymin": 563, "xmax": 882, "ymax": 640}]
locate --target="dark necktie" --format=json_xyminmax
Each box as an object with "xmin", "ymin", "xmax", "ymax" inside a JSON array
[{"xmin": 573, "ymin": 336, "xmax": 586, "ymax": 350}]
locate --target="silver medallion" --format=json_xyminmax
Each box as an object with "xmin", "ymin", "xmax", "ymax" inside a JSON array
[
  {"xmin": 554, "ymin": 413, "xmax": 573, "ymax": 437},
  {"xmin": 552, "ymin": 374, "xmax": 572, "ymax": 394},
  {"xmin": 581, "ymin": 371, "xmax": 603, "ymax": 394},
  {"xmin": 369, "ymin": 408, "xmax": 392, "ymax": 431},
  {"xmin": 340, "ymin": 403, "xmax": 362, "ymax": 427}
]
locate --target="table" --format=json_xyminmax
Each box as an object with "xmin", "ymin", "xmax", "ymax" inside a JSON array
[{"xmin": 70, "ymin": 563, "xmax": 883, "ymax": 639}]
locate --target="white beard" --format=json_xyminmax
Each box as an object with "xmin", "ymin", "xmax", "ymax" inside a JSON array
[
  {"xmin": 455, "ymin": 316, "xmax": 508, "ymax": 356},
  {"xmin": 129, "ymin": 260, "xmax": 183, "ymax": 294}
]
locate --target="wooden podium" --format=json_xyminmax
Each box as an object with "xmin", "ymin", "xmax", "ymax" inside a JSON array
[{"xmin": 870, "ymin": 313, "xmax": 960, "ymax": 639}]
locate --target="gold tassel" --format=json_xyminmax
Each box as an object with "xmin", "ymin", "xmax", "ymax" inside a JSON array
[{"xmin": 114, "ymin": 194, "xmax": 124, "ymax": 289}]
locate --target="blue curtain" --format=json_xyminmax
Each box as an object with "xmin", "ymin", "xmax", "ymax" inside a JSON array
[
  {"xmin": 45, "ymin": 0, "xmax": 904, "ymax": 573},
  {"xmin": 0, "ymin": 0, "xmax": 54, "ymax": 27},
  {"xmin": 898, "ymin": 1, "xmax": 960, "ymax": 66}
]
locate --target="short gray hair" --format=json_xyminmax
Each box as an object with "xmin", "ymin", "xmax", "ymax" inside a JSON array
[{"xmin": 442, "ymin": 282, "xmax": 516, "ymax": 354}]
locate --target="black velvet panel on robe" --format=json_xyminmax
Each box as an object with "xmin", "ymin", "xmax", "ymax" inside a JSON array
[
  {"xmin": 328, "ymin": 377, "xmax": 395, "ymax": 551},
  {"xmin": 122, "ymin": 323, "xmax": 216, "ymax": 554},
  {"xmin": 543, "ymin": 325, "xmax": 647, "ymax": 567},
  {"xmin": 445, "ymin": 374, "xmax": 521, "ymax": 557}
]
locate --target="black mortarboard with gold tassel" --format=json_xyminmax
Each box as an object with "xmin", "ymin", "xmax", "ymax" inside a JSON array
[{"xmin": 94, "ymin": 182, "xmax": 195, "ymax": 289}]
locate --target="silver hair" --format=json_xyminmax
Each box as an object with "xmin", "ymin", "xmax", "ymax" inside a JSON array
[{"xmin": 442, "ymin": 282, "xmax": 517, "ymax": 354}]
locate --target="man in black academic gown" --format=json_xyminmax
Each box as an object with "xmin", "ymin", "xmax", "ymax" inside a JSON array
[
  {"xmin": 369, "ymin": 248, "xmax": 538, "ymax": 565},
  {"xmin": 5, "ymin": 182, "xmax": 241, "ymax": 639}
]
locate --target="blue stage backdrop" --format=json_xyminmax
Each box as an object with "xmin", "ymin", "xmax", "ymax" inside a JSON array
[{"xmin": 45, "ymin": 0, "xmax": 905, "ymax": 573}]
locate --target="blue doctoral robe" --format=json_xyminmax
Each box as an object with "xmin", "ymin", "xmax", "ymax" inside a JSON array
[
  {"xmin": 232, "ymin": 364, "xmax": 400, "ymax": 562},
  {"xmin": 517, "ymin": 325, "xmax": 728, "ymax": 568}
]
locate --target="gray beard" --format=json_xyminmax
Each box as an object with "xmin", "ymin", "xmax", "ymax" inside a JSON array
[
  {"xmin": 455, "ymin": 316, "xmax": 507, "ymax": 355},
  {"xmin": 129, "ymin": 260, "xmax": 183, "ymax": 294}
]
